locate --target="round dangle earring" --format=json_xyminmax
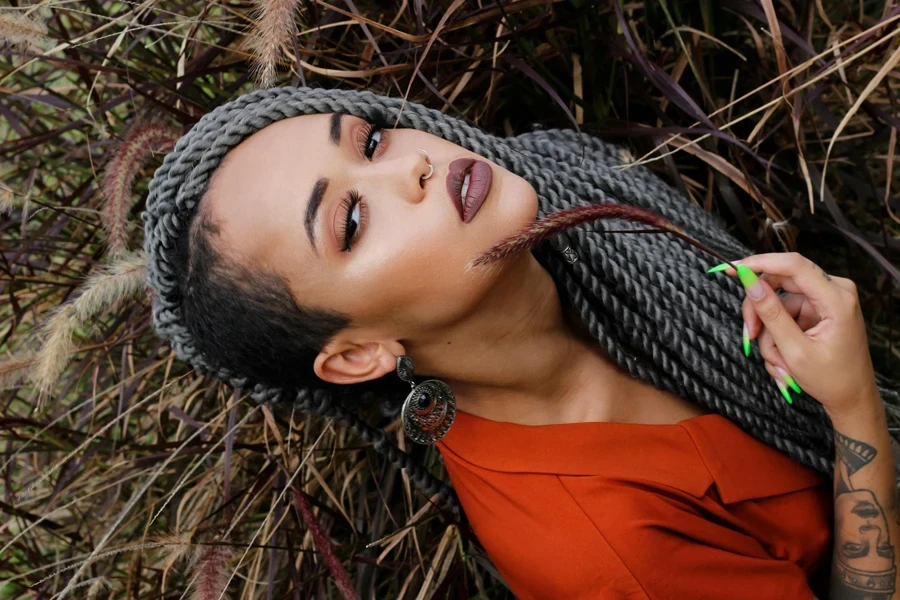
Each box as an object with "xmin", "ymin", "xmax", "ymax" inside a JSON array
[{"xmin": 396, "ymin": 355, "xmax": 456, "ymax": 444}]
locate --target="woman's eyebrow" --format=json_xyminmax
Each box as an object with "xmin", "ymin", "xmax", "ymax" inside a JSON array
[
  {"xmin": 329, "ymin": 112, "xmax": 344, "ymax": 146},
  {"xmin": 305, "ymin": 114, "xmax": 346, "ymax": 255},
  {"xmin": 305, "ymin": 177, "xmax": 328, "ymax": 254}
]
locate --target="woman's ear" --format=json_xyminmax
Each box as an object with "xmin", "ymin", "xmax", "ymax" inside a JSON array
[{"xmin": 314, "ymin": 341, "xmax": 404, "ymax": 385}]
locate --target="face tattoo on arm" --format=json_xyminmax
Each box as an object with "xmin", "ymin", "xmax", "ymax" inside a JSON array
[{"xmin": 832, "ymin": 431, "xmax": 896, "ymax": 599}]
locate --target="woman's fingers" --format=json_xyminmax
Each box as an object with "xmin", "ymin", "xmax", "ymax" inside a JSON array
[
  {"xmin": 751, "ymin": 271, "xmax": 856, "ymax": 297},
  {"xmin": 716, "ymin": 253, "xmax": 847, "ymax": 362},
  {"xmin": 759, "ymin": 329, "xmax": 804, "ymax": 405},
  {"xmin": 717, "ymin": 253, "xmax": 845, "ymax": 318},
  {"xmin": 737, "ymin": 274, "xmax": 809, "ymax": 356},
  {"xmin": 739, "ymin": 267, "xmax": 847, "ymax": 340},
  {"xmin": 750, "ymin": 293, "xmax": 820, "ymax": 403},
  {"xmin": 742, "ymin": 292, "xmax": 821, "ymax": 340},
  {"xmin": 762, "ymin": 357, "xmax": 799, "ymax": 404},
  {"xmin": 711, "ymin": 252, "xmax": 878, "ymax": 417},
  {"xmin": 758, "ymin": 328, "xmax": 786, "ymax": 367}
]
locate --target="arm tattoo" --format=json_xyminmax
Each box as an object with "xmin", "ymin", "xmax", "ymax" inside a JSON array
[
  {"xmin": 831, "ymin": 431, "xmax": 896, "ymax": 599},
  {"xmin": 835, "ymin": 431, "xmax": 877, "ymax": 477},
  {"xmin": 820, "ymin": 267, "xmax": 833, "ymax": 281}
]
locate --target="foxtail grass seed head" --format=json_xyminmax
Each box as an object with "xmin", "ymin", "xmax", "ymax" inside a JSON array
[
  {"xmin": 0, "ymin": 10, "xmax": 51, "ymax": 54},
  {"xmin": 149, "ymin": 532, "xmax": 194, "ymax": 572},
  {"xmin": 469, "ymin": 204, "xmax": 721, "ymax": 270},
  {"xmin": 0, "ymin": 183, "xmax": 19, "ymax": 215},
  {"xmin": 189, "ymin": 543, "xmax": 233, "ymax": 600},
  {"xmin": 0, "ymin": 352, "xmax": 36, "ymax": 389},
  {"xmin": 31, "ymin": 304, "xmax": 77, "ymax": 397},
  {"xmin": 30, "ymin": 253, "xmax": 147, "ymax": 394},
  {"xmin": 102, "ymin": 119, "xmax": 178, "ymax": 255},
  {"xmin": 71, "ymin": 252, "xmax": 146, "ymax": 323},
  {"xmin": 293, "ymin": 489, "xmax": 360, "ymax": 600},
  {"xmin": 247, "ymin": 0, "xmax": 302, "ymax": 87}
]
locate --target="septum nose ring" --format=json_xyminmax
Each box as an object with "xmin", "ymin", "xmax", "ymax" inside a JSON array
[{"xmin": 417, "ymin": 149, "xmax": 434, "ymax": 181}]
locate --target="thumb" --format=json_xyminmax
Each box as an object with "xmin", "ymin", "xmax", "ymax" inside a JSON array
[{"xmin": 736, "ymin": 264, "xmax": 808, "ymax": 352}]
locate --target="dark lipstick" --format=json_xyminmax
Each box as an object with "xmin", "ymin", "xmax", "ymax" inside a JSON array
[{"xmin": 446, "ymin": 158, "xmax": 493, "ymax": 223}]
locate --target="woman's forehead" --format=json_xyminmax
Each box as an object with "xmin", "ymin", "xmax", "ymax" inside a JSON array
[{"xmin": 202, "ymin": 115, "xmax": 333, "ymax": 268}]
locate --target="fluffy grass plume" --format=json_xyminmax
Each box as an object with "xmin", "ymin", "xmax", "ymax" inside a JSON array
[
  {"xmin": 30, "ymin": 303, "xmax": 77, "ymax": 399},
  {"xmin": 293, "ymin": 488, "xmax": 359, "ymax": 600},
  {"xmin": 101, "ymin": 118, "xmax": 178, "ymax": 254},
  {"xmin": 247, "ymin": 0, "xmax": 301, "ymax": 87},
  {"xmin": 0, "ymin": 182, "xmax": 18, "ymax": 214},
  {"xmin": 0, "ymin": 9, "xmax": 51, "ymax": 54},
  {"xmin": 0, "ymin": 352, "xmax": 36, "ymax": 389},
  {"xmin": 469, "ymin": 204, "xmax": 733, "ymax": 269},
  {"xmin": 31, "ymin": 252, "xmax": 147, "ymax": 394},
  {"xmin": 188, "ymin": 542, "xmax": 233, "ymax": 600}
]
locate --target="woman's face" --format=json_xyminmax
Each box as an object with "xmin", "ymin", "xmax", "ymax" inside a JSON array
[
  {"xmin": 835, "ymin": 490, "xmax": 895, "ymax": 573},
  {"xmin": 205, "ymin": 112, "xmax": 539, "ymax": 375}
]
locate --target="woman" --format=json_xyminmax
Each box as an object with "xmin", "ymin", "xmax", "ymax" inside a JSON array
[{"xmin": 144, "ymin": 86, "xmax": 897, "ymax": 599}]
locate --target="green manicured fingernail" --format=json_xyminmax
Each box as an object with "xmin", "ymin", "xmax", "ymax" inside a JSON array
[
  {"xmin": 742, "ymin": 322, "xmax": 751, "ymax": 357},
  {"xmin": 736, "ymin": 264, "xmax": 765, "ymax": 300},
  {"xmin": 775, "ymin": 366, "xmax": 802, "ymax": 395},
  {"xmin": 707, "ymin": 263, "xmax": 730, "ymax": 273},
  {"xmin": 774, "ymin": 378, "xmax": 793, "ymax": 404},
  {"xmin": 736, "ymin": 264, "xmax": 759, "ymax": 286},
  {"xmin": 785, "ymin": 375, "xmax": 802, "ymax": 395}
]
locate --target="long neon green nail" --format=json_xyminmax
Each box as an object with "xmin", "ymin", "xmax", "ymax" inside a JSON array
[
  {"xmin": 707, "ymin": 263, "xmax": 730, "ymax": 273},
  {"xmin": 736, "ymin": 263, "xmax": 759, "ymax": 285},
  {"xmin": 784, "ymin": 374, "xmax": 802, "ymax": 395},
  {"xmin": 736, "ymin": 264, "xmax": 765, "ymax": 300},
  {"xmin": 775, "ymin": 366, "xmax": 802, "ymax": 395},
  {"xmin": 774, "ymin": 378, "xmax": 793, "ymax": 404},
  {"xmin": 742, "ymin": 322, "xmax": 751, "ymax": 357}
]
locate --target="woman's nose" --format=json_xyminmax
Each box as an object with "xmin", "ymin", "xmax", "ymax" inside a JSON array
[{"xmin": 370, "ymin": 150, "xmax": 431, "ymax": 203}]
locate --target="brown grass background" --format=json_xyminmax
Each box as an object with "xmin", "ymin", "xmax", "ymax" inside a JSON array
[{"xmin": 1, "ymin": 1, "xmax": 899, "ymax": 598}]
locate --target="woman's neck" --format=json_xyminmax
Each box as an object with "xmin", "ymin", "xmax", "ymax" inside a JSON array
[{"xmin": 408, "ymin": 256, "xmax": 642, "ymax": 426}]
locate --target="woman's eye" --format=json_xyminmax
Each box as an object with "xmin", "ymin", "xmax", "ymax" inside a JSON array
[
  {"xmin": 357, "ymin": 119, "xmax": 388, "ymax": 160},
  {"xmin": 338, "ymin": 190, "xmax": 366, "ymax": 252},
  {"xmin": 347, "ymin": 202, "xmax": 361, "ymax": 239},
  {"xmin": 365, "ymin": 129, "xmax": 382, "ymax": 158}
]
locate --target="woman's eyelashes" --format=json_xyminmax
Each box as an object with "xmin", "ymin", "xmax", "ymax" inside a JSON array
[
  {"xmin": 356, "ymin": 115, "xmax": 389, "ymax": 160},
  {"xmin": 337, "ymin": 189, "xmax": 367, "ymax": 252},
  {"xmin": 338, "ymin": 117, "xmax": 388, "ymax": 252}
]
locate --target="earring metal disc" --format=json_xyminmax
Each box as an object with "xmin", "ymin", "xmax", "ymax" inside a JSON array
[
  {"xmin": 396, "ymin": 355, "xmax": 415, "ymax": 385},
  {"xmin": 401, "ymin": 380, "xmax": 456, "ymax": 444}
]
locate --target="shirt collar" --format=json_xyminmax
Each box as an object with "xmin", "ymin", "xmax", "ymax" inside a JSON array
[{"xmin": 437, "ymin": 410, "xmax": 825, "ymax": 503}]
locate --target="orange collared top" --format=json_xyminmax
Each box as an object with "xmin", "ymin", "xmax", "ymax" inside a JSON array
[{"xmin": 436, "ymin": 410, "xmax": 833, "ymax": 600}]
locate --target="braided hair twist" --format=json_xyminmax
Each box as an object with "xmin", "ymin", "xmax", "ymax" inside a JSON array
[{"xmin": 144, "ymin": 86, "xmax": 844, "ymax": 517}]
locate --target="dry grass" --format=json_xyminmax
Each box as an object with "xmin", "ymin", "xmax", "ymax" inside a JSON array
[
  {"xmin": 1, "ymin": 1, "xmax": 898, "ymax": 599},
  {"xmin": 0, "ymin": 9, "xmax": 51, "ymax": 55}
]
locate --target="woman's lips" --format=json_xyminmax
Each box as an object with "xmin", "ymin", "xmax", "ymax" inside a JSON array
[{"xmin": 446, "ymin": 158, "xmax": 493, "ymax": 223}]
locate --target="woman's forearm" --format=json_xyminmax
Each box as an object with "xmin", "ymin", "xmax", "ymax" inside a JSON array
[{"xmin": 828, "ymin": 388, "xmax": 900, "ymax": 599}]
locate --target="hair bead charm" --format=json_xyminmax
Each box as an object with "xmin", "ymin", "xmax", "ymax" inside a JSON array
[{"xmin": 396, "ymin": 355, "xmax": 456, "ymax": 444}]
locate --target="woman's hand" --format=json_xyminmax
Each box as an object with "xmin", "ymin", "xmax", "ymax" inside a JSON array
[{"xmin": 711, "ymin": 252, "xmax": 878, "ymax": 418}]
